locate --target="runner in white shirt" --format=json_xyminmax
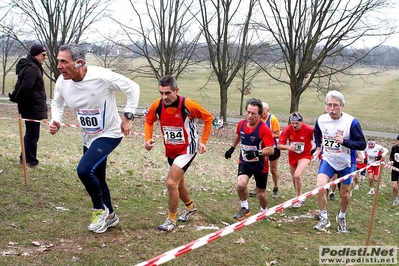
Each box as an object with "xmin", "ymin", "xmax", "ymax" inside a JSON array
[
  {"xmin": 49, "ymin": 43, "xmax": 140, "ymax": 234},
  {"xmin": 312, "ymin": 90, "xmax": 366, "ymax": 233},
  {"xmin": 364, "ymin": 139, "xmax": 388, "ymax": 195}
]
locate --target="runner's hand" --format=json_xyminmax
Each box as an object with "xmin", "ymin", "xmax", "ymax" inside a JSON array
[
  {"xmin": 244, "ymin": 150, "xmax": 261, "ymax": 160},
  {"xmin": 224, "ymin": 146, "xmax": 235, "ymax": 159}
]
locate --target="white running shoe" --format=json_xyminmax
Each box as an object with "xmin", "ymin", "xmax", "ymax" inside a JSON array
[
  {"xmin": 367, "ymin": 188, "xmax": 375, "ymax": 195},
  {"xmin": 94, "ymin": 213, "xmax": 119, "ymax": 234},
  {"xmin": 88, "ymin": 205, "xmax": 109, "ymax": 231},
  {"xmin": 292, "ymin": 200, "xmax": 305, "ymax": 209}
]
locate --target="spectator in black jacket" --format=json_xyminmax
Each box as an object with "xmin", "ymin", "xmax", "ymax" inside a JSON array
[{"xmin": 15, "ymin": 43, "xmax": 48, "ymax": 169}]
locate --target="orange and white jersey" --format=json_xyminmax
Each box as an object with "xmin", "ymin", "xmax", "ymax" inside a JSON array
[{"xmin": 144, "ymin": 96, "xmax": 213, "ymax": 159}]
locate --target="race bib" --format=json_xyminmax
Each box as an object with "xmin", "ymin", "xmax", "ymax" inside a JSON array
[
  {"xmin": 291, "ymin": 141, "xmax": 305, "ymax": 154},
  {"xmin": 241, "ymin": 144, "xmax": 260, "ymax": 162},
  {"xmin": 163, "ymin": 126, "xmax": 185, "ymax": 145},
  {"xmin": 323, "ymin": 136, "xmax": 342, "ymax": 153},
  {"xmin": 395, "ymin": 153, "xmax": 399, "ymax": 163},
  {"xmin": 76, "ymin": 109, "xmax": 103, "ymax": 135}
]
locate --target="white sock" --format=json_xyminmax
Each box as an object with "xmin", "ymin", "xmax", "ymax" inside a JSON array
[
  {"xmin": 240, "ymin": 200, "xmax": 249, "ymax": 209},
  {"xmin": 260, "ymin": 206, "xmax": 267, "ymax": 212},
  {"xmin": 338, "ymin": 210, "xmax": 345, "ymax": 219},
  {"xmin": 320, "ymin": 210, "xmax": 328, "ymax": 219}
]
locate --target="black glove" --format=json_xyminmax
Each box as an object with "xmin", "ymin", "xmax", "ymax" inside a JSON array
[
  {"xmin": 244, "ymin": 150, "xmax": 262, "ymax": 160},
  {"xmin": 376, "ymin": 156, "xmax": 382, "ymax": 161},
  {"xmin": 363, "ymin": 158, "xmax": 368, "ymax": 164},
  {"xmin": 224, "ymin": 146, "xmax": 235, "ymax": 159}
]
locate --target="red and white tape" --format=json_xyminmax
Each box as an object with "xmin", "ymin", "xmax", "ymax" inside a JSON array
[
  {"xmin": 381, "ymin": 161, "xmax": 399, "ymax": 172},
  {"xmin": 135, "ymin": 166, "xmax": 369, "ymax": 266}
]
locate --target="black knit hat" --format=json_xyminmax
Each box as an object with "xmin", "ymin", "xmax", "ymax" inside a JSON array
[{"xmin": 29, "ymin": 44, "xmax": 46, "ymax": 56}]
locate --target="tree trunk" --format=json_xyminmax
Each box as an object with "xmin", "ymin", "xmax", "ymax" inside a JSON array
[
  {"xmin": 220, "ymin": 84, "xmax": 228, "ymax": 122},
  {"xmin": 289, "ymin": 90, "xmax": 301, "ymax": 113}
]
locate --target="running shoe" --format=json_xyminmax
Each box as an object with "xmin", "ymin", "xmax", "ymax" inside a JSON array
[
  {"xmin": 354, "ymin": 185, "xmax": 359, "ymax": 190},
  {"xmin": 94, "ymin": 213, "xmax": 119, "ymax": 234},
  {"xmin": 336, "ymin": 214, "xmax": 348, "ymax": 233},
  {"xmin": 158, "ymin": 218, "xmax": 176, "ymax": 232},
  {"xmin": 88, "ymin": 205, "xmax": 109, "ymax": 231},
  {"xmin": 233, "ymin": 207, "xmax": 251, "ymax": 221},
  {"xmin": 177, "ymin": 204, "xmax": 197, "ymax": 222},
  {"xmin": 272, "ymin": 187, "xmax": 279, "ymax": 198},
  {"xmin": 368, "ymin": 188, "xmax": 375, "ymax": 195},
  {"xmin": 249, "ymin": 188, "xmax": 257, "ymax": 197},
  {"xmin": 292, "ymin": 200, "xmax": 304, "ymax": 209},
  {"xmin": 329, "ymin": 192, "xmax": 335, "ymax": 201},
  {"xmin": 393, "ymin": 199, "xmax": 399, "ymax": 206},
  {"xmin": 313, "ymin": 217, "xmax": 331, "ymax": 231}
]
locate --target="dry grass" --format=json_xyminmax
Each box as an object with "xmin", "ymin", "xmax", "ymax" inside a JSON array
[{"xmin": 0, "ymin": 101, "xmax": 398, "ymax": 265}]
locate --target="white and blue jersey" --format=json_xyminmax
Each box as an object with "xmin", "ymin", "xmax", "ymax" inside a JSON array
[{"xmin": 314, "ymin": 112, "xmax": 366, "ymax": 171}]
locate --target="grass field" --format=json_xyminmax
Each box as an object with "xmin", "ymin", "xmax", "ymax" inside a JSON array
[{"xmin": 0, "ymin": 64, "xmax": 399, "ymax": 265}]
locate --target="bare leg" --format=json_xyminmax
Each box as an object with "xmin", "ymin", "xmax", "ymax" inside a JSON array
[
  {"xmin": 339, "ymin": 183, "xmax": 351, "ymax": 212},
  {"xmin": 316, "ymin": 174, "xmax": 330, "ymax": 211},
  {"xmin": 165, "ymin": 164, "xmax": 185, "ymax": 214}
]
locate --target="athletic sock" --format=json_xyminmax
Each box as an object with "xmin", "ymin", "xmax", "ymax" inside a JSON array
[
  {"xmin": 320, "ymin": 210, "xmax": 328, "ymax": 219},
  {"xmin": 338, "ymin": 210, "xmax": 345, "ymax": 219},
  {"xmin": 184, "ymin": 200, "xmax": 194, "ymax": 210},
  {"xmin": 168, "ymin": 213, "xmax": 177, "ymax": 223},
  {"xmin": 240, "ymin": 200, "xmax": 249, "ymax": 209}
]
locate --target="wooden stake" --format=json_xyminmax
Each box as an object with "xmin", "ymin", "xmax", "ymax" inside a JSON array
[
  {"xmin": 18, "ymin": 114, "xmax": 28, "ymax": 186},
  {"xmin": 365, "ymin": 159, "xmax": 384, "ymax": 245}
]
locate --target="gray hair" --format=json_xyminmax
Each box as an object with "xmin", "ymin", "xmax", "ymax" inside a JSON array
[
  {"xmin": 159, "ymin": 75, "xmax": 178, "ymax": 91},
  {"xmin": 246, "ymin": 98, "xmax": 263, "ymax": 115},
  {"xmin": 59, "ymin": 43, "xmax": 86, "ymax": 62},
  {"xmin": 325, "ymin": 90, "xmax": 345, "ymax": 106}
]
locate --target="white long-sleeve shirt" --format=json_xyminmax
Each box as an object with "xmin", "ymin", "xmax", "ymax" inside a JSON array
[
  {"xmin": 364, "ymin": 144, "xmax": 388, "ymax": 166},
  {"xmin": 51, "ymin": 66, "xmax": 140, "ymax": 148}
]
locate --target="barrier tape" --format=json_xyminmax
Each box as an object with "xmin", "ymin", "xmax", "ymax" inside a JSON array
[
  {"xmin": 381, "ymin": 161, "xmax": 399, "ymax": 172},
  {"xmin": 135, "ymin": 166, "xmax": 369, "ymax": 266}
]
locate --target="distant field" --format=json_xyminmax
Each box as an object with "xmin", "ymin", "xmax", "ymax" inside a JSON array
[{"xmin": 1, "ymin": 56, "xmax": 398, "ymax": 133}]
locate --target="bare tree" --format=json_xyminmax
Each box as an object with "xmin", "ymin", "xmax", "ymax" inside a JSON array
[
  {"xmin": 113, "ymin": 0, "xmax": 201, "ymax": 80},
  {"xmin": 0, "ymin": 35, "xmax": 25, "ymax": 95},
  {"xmin": 7, "ymin": 0, "xmax": 111, "ymax": 97},
  {"xmin": 198, "ymin": 0, "xmax": 257, "ymax": 120},
  {"xmin": 237, "ymin": 36, "xmax": 264, "ymax": 115},
  {"xmin": 91, "ymin": 39, "xmax": 127, "ymax": 70},
  {"xmin": 257, "ymin": 0, "xmax": 396, "ymax": 113}
]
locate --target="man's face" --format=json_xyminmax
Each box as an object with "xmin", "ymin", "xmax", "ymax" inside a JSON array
[
  {"xmin": 57, "ymin": 50, "xmax": 78, "ymax": 80},
  {"xmin": 34, "ymin": 51, "xmax": 47, "ymax": 65},
  {"xmin": 159, "ymin": 85, "xmax": 179, "ymax": 106},
  {"xmin": 368, "ymin": 142, "xmax": 375, "ymax": 149},
  {"xmin": 291, "ymin": 121, "xmax": 302, "ymax": 130},
  {"xmin": 326, "ymin": 98, "xmax": 343, "ymax": 120},
  {"xmin": 246, "ymin": 104, "xmax": 261, "ymax": 126}
]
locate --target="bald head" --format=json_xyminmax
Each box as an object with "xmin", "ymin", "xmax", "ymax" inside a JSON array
[{"xmin": 262, "ymin": 102, "xmax": 270, "ymax": 118}]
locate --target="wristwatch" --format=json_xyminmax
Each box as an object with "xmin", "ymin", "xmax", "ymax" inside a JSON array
[{"xmin": 124, "ymin": 112, "xmax": 134, "ymax": 120}]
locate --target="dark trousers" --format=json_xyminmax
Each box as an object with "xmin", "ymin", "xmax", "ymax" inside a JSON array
[
  {"xmin": 20, "ymin": 121, "xmax": 41, "ymax": 165},
  {"xmin": 77, "ymin": 137, "xmax": 122, "ymax": 214}
]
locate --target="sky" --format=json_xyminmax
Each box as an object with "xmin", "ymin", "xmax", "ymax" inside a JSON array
[{"xmin": 98, "ymin": 0, "xmax": 399, "ymax": 49}]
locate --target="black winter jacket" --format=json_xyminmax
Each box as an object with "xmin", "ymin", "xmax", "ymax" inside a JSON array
[{"xmin": 15, "ymin": 54, "xmax": 48, "ymax": 120}]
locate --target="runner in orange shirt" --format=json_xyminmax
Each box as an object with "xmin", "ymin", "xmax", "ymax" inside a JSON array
[{"xmin": 144, "ymin": 75, "xmax": 213, "ymax": 232}]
